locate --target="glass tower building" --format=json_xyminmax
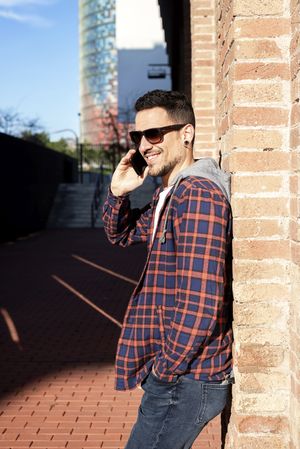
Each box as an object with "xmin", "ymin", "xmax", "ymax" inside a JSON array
[{"xmin": 79, "ymin": 0, "xmax": 117, "ymax": 145}]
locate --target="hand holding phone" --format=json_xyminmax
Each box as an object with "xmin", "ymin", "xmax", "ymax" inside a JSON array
[
  {"xmin": 110, "ymin": 149, "xmax": 147, "ymax": 196},
  {"xmin": 131, "ymin": 150, "xmax": 148, "ymax": 176}
]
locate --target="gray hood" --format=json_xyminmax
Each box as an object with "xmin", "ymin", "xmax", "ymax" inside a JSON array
[
  {"xmin": 158, "ymin": 158, "xmax": 231, "ymax": 244},
  {"xmin": 170, "ymin": 157, "xmax": 231, "ymax": 202}
]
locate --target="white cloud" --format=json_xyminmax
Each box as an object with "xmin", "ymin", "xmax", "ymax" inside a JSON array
[
  {"xmin": 0, "ymin": 0, "xmax": 55, "ymax": 26},
  {"xmin": 0, "ymin": 8, "xmax": 52, "ymax": 26},
  {"xmin": 0, "ymin": 0, "xmax": 53, "ymax": 5}
]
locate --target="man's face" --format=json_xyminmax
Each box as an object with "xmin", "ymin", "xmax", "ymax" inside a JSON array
[{"xmin": 135, "ymin": 107, "xmax": 187, "ymax": 182}]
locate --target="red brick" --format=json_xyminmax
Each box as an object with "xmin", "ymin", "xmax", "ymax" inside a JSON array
[
  {"xmin": 101, "ymin": 443, "xmax": 122, "ymax": 449},
  {"xmin": 229, "ymin": 151, "xmax": 290, "ymax": 172},
  {"xmin": 233, "ymin": 84, "xmax": 283, "ymax": 105},
  {"xmin": 234, "ymin": 62, "xmax": 290, "ymax": 80},
  {"xmin": 234, "ymin": 18, "xmax": 290, "ymax": 37},
  {"xmin": 232, "ymin": 107, "xmax": 289, "ymax": 126},
  {"xmin": 236, "ymin": 39, "xmax": 282, "ymax": 59},
  {"xmin": 233, "ymin": 0, "xmax": 284, "ymax": 15},
  {"xmin": 234, "ymin": 282, "xmax": 289, "ymax": 303},
  {"xmin": 233, "ymin": 239, "xmax": 290, "ymax": 260},
  {"xmin": 236, "ymin": 435, "xmax": 287, "ymax": 449},
  {"xmin": 232, "ymin": 174, "xmax": 284, "ymax": 194},
  {"xmin": 230, "ymin": 128, "xmax": 286, "ymax": 150},
  {"xmin": 233, "ymin": 259, "xmax": 289, "ymax": 282},
  {"xmin": 232, "ymin": 197, "xmax": 288, "ymax": 217},
  {"xmin": 30, "ymin": 443, "xmax": 68, "ymax": 448},
  {"xmin": 237, "ymin": 344, "xmax": 285, "ymax": 368},
  {"xmin": 291, "ymin": 103, "xmax": 300, "ymax": 126}
]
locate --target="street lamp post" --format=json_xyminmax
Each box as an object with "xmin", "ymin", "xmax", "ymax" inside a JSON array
[{"xmin": 51, "ymin": 128, "xmax": 82, "ymax": 183}]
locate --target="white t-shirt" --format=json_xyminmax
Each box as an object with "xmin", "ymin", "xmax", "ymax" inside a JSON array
[{"xmin": 152, "ymin": 186, "xmax": 173, "ymax": 242}]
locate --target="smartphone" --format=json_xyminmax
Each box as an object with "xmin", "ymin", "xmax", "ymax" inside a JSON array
[{"xmin": 131, "ymin": 150, "xmax": 148, "ymax": 176}]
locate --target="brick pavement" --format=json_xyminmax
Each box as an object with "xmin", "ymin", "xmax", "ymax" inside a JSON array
[{"xmin": 0, "ymin": 229, "xmax": 221, "ymax": 449}]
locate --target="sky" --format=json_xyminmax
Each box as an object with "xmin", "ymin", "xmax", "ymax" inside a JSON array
[{"xmin": 0, "ymin": 0, "xmax": 165, "ymax": 142}]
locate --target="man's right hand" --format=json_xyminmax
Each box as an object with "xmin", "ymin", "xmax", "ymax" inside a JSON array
[{"xmin": 110, "ymin": 149, "xmax": 149, "ymax": 197}]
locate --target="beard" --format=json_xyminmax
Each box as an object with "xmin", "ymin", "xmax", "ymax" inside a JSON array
[{"xmin": 148, "ymin": 154, "xmax": 183, "ymax": 178}]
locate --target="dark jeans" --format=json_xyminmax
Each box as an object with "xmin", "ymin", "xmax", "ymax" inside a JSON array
[{"xmin": 125, "ymin": 372, "xmax": 230, "ymax": 449}]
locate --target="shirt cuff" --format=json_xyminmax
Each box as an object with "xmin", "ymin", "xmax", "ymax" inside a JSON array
[{"xmin": 107, "ymin": 187, "xmax": 130, "ymax": 206}]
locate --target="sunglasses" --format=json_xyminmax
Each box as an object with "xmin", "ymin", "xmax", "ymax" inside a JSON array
[{"xmin": 129, "ymin": 123, "xmax": 187, "ymax": 148}]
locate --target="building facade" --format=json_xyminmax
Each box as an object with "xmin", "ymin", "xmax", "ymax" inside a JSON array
[
  {"xmin": 79, "ymin": 0, "xmax": 170, "ymax": 146},
  {"xmin": 79, "ymin": 0, "xmax": 118, "ymax": 145}
]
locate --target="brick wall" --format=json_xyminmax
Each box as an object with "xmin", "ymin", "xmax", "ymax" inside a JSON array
[
  {"xmin": 190, "ymin": 0, "xmax": 300, "ymax": 447},
  {"xmin": 190, "ymin": 0, "xmax": 217, "ymax": 159},
  {"xmin": 290, "ymin": 0, "xmax": 300, "ymax": 447}
]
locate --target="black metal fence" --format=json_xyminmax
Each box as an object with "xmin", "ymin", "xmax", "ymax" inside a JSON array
[{"xmin": 80, "ymin": 142, "xmax": 127, "ymax": 175}]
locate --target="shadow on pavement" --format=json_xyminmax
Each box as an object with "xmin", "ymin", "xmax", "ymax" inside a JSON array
[{"xmin": 0, "ymin": 229, "xmax": 147, "ymax": 398}]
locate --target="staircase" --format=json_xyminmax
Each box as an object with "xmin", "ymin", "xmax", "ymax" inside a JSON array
[
  {"xmin": 47, "ymin": 183, "xmax": 99, "ymax": 228},
  {"xmin": 47, "ymin": 176, "xmax": 158, "ymax": 229}
]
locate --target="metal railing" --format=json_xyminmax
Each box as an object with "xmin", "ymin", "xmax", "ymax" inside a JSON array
[{"xmin": 91, "ymin": 164, "xmax": 107, "ymax": 228}]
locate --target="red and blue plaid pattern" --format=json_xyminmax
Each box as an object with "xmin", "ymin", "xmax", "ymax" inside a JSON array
[{"xmin": 103, "ymin": 176, "xmax": 233, "ymax": 390}]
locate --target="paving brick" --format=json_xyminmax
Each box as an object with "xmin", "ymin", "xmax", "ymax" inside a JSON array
[
  {"xmin": 30, "ymin": 442, "xmax": 68, "ymax": 448},
  {"xmin": 0, "ymin": 229, "xmax": 223, "ymax": 449}
]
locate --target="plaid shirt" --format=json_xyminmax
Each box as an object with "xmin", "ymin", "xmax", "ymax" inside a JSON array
[{"xmin": 103, "ymin": 176, "xmax": 233, "ymax": 391}]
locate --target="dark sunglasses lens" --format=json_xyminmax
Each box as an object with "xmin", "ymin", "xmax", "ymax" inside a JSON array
[
  {"xmin": 144, "ymin": 128, "xmax": 162, "ymax": 144},
  {"xmin": 130, "ymin": 131, "xmax": 142, "ymax": 146}
]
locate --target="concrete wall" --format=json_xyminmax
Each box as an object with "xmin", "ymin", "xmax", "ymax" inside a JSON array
[{"xmin": 0, "ymin": 133, "xmax": 77, "ymax": 242}]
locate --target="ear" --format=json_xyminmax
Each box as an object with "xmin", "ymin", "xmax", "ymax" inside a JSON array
[{"xmin": 182, "ymin": 124, "xmax": 194, "ymax": 147}]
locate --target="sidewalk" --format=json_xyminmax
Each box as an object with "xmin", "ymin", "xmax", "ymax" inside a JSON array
[{"xmin": 0, "ymin": 229, "xmax": 221, "ymax": 449}]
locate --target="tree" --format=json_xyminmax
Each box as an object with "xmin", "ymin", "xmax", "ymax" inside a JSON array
[
  {"xmin": 0, "ymin": 109, "xmax": 22, "ymax": 135},
  {"xmin": 101, "ymin": 106, "xmax": 133, "ymax": 171},
  {"xmin": 49, "ymin": 138, "xmax": 74, "ymax": 157},
  {"xmin": 22, "ymin": 117, "xmax": 43, "ymax": 134},
  {"xmin": 0, "ymin": 108, "xmax": 43, "ymax": 137},
  {"xmin": 21, "ymin": 130, "xmax": 50, "ymax": 146},
  {"xmin": 21, "ymin": 130, "xmax": 75, "ymax": 157},
  {"xmin": 0, "ymin": 107, "xmax": 75, "ymax": 158}
]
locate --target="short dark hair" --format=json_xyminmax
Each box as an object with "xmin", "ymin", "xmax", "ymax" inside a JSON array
[{"xmin": 135, "ymin": 89, "xmax": 195, "ymax": 129}]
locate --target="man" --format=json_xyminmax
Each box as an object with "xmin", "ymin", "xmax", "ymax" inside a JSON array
[{"xmin": 102, "ymin": 90, "xmax": 233, "ymax": 449}]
